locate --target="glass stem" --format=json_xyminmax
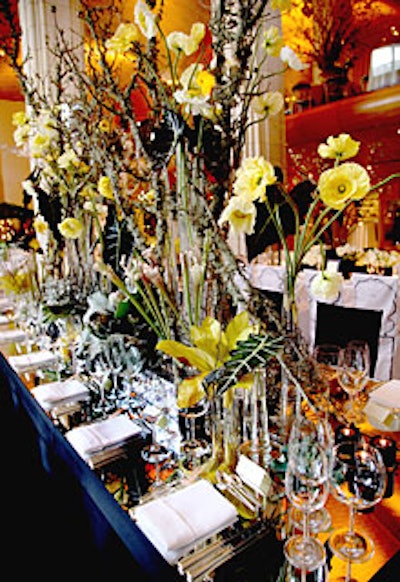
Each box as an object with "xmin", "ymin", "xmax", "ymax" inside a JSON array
[
  {"xmin": 303, "ymin": 510, "xmax": 310, "ymax": 540},
  {"xmin": 348, "ymin": 502, "xmax": 356, "ymax": 535}
]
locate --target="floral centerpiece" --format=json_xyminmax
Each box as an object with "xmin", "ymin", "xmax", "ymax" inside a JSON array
[{"xmin": 1, "ymin": 1, "xmax": 399, "ymax": 455}]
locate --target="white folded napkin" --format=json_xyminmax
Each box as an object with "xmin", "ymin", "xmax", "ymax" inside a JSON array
[
  {"xmin": 0, "ymin": 328, "xmax": 26, "ymax": 345},
  {"xmin": 133, "ymin": 479, "xmax": 238, "ymax": 564},
  {"xmin": 65, "ymin": 414, "xmax": 142, "ymax": 459},
  {"xmin": 365, "ymin": 379, "xmax": 400, "ymax": 431},
  {"xmin": 368, "ymin": 379, "xmax": 400, "ymax": 409},
  {"xmin": 31, "ymin": 378, "xmax": 90, "ymax": 411},
  {"xmin": 8, "ymin": 349, "xmax": 58, "ymax": 372}
]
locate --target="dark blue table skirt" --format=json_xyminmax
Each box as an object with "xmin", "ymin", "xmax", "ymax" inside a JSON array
[{"xmin": 0, "ymin": 353, "xmax": 179, "ymax": 580}]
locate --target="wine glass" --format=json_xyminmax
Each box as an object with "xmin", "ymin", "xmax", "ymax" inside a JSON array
[
  {"xmin": 284, "ymin": 441, "xmax": 329, "ymax": 572},
  {"xmin": 289, "ymin": 417, "xmax": 333, "ymax": 534},
  {"xmin": 178, "ymin": 398, "xmax": 211, "ymax": 472},
  {"xmin": 313, "ymin": 343, "xmax": 341, "ymax": 416},
  {"xmin": 337, "ymin": 341, "xmax": 370, "ymax": 424},
  {"xmin": 328, "ymin": 440, "xmax": 387, "ymax": 566}
]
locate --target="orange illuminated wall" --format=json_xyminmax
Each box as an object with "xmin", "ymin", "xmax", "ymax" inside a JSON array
[{"xmin": 285, "ymin": 85, "xmax": 400, "ymax": 248}]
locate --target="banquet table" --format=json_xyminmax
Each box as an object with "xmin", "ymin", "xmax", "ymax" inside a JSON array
[{"xmin": 1, "ymin": 348, "xmax": 400, "ymax": 580}]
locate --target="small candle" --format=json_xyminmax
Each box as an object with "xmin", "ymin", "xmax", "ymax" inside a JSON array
[
  {"xmin": 370, "ymin": 435, "xmax": 397, "ymax": 467},
  {"xmin": 370, "ymin": 435, "xmax": 397, "ymax": 498},
  {"xmin": 335, "ymin": 423, "xmax": 360, "ymax": 445}
]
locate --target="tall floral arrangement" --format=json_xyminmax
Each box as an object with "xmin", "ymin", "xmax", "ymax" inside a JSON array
[{"xmin": 2, "ymin": 0, "xmax": 398, "ymax": 410}]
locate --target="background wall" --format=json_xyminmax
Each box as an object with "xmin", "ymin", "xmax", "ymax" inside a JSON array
[{"xmin": 0, "ymin": 99, "xmax": 30, "ymax": 205}]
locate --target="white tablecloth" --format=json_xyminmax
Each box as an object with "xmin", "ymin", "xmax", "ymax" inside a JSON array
[{"xmin": 248, "ymin": 264, "xmax": 400, "ymax": 381}]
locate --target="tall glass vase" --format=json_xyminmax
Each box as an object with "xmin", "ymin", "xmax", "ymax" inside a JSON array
[
  {"xmin": 280, "ymin": 273, "xmax": 300, "ymax": 442},
  {"xmin": 240, "ymin": 367, "xmax": 272, "ymax": 468}
]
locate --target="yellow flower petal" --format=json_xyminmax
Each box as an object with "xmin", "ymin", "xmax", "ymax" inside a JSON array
[
  {"xmin": 176, "ymin": 373, "xmax": 207, "ymax": 408},
  {"xmin": 156, "ymin": 339, "xmax": 215, "ymax": 372},
  {"xmin": 318, "ymin": 162, "xmax": 370, "ymax": 210}
]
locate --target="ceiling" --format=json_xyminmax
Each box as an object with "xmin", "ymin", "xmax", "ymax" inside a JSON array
[{"xmin": 0, "ymin": 0, "xmax": 399, "ymax": 102}]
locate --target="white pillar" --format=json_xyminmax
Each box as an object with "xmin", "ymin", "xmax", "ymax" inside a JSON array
[{"xmin": 18, "ymin": 0, "xmax": 83, "ymax": 102}]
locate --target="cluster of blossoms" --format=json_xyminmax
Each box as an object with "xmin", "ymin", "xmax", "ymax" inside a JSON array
[{"xmin": 218, "ymin": 133, "xmax": 370, "ymax": 237}]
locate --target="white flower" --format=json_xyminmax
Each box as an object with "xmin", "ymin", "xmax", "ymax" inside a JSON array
[
  {"xmin": 218, "ymin": 196, "xmax": 257, "ymax": 235},
  {"xmin": 134, "ymin": 1, "xmax": 157, "ymax": 39},
  {"xmin": 252, "ymin": 92, "xmax": 284, "ymax": 117},
  {"xmin": 280, "ymin": 46, "xmax": 309, "ymax": 71},
  {"xmin": 233, "ymin": 156, "xmax": 277, "ymax": 202},
  {"xmin": 263, "ymin": 25, "xmax": 284, "ymax": 57},
  {"xmin": 310, "ymin": 271, "xmax": 343, "ymax": 302},
  {"xmin": 302, "ymin": 245, "xmax": 324, "ymax": 268}
]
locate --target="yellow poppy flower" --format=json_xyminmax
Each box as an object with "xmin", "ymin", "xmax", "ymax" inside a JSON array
[
  {"xmin": 318, "ymin": 133, "xmax": 360, "ymax": 161},
  {"xmin": 318, "ymin": 162, "xmax": 370, "ymax": 210},
  {"xmin": 58, "ymin": 217, "xmax": 84, "ymax": 239}
]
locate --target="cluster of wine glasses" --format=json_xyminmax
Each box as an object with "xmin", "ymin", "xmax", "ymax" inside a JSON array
[
  {"xmin": 284, "ymin": 409, "xmax": 387, "ymax": 581},
  {"xmin": 328, "ymin": 439, "xmax": 387, "ymax": 580},
  {"xmin": 313, "ymin": 339, "xmax": 371, "ymax": 425}
]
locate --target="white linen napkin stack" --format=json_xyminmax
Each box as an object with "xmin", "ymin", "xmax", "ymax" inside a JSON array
[
  {"xmin": 0, "ymin": 328, "xmax": 26, "ymax": 345},
  {"xmin": 65, "ymin": 414, "xmax": 142, "ymax": 459},
  {"xmin": 31, "ymin": 378, "xmax": 90, "ymax": 411},
  {"xmin": 133, "ymin": 479, "xmax": 238, "ymax": 564},
  {"xmin": 364, "ymin": 379, "xmax": 400, "ymax": 431},
  {"xmin": 8, "ymin": 349, "xmax": 58, "ymax": 373}
]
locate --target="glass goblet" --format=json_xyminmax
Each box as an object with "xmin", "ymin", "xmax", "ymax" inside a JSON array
[
  {"xmin": 313, "ymin": 342, "xmax": 342, "ymax": 415},
  {"xmin": 337, "ymin": 341, "xmax": 370, "ymax": 425},
  {"xmin": 284, "ymin": 442, "xmax": 329, "ymax": 572},
  {"xmin": 328, "ymin": 440, "xmax": 387, "ymax": 564}
]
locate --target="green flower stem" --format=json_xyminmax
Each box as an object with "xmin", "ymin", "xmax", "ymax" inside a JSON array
[{"xmin": 371, "ymin": 173, "xmax": 400, "ymax": 191}]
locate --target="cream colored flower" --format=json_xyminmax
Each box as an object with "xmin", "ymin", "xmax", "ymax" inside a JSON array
[
  {"xmin": 174, "ymin": 64, "xmax": 214, "ymax": 117},
  {"xmin": 98, "ymin": 176, "xmax": 114, "ymax": 200},
  {"xmin": 13, "ymin": 124, "xmax": 30, "ymax": 148},
  {"xmin": 12, "ymin": 111, "xmax": 27, "ymax": 127},
  {"xmin": 58, "ymin": 217, "xmax": 84, "ymax": 239},
  {"xmin": 310, "ymin": 271, "xmax": 343, "ymax": 302},
  {"xmin": 233, "ymin": 156, "xmax": 277, "ymax": 202},
  {"xmin": 263, "ymin": 25, "xmax": 284, "ymax": 57},
  {"xmin": 318, "ymin": 162, "xmax": 370, "ymax": 210},
  {"xmin": 105, "ymin": 23, "xmax": 140, "ymax": 53},
  {"xmin": 33, "ymin": 215, "xmax": 49, "ymax": 234},
  {"xmin": 280, "ymin": 46, "xmax": 309, "ymax": 71},
  {"xmin": 57, "ymin": 147, "xmax": 80, "ymax": 169},
  {"xmin": 30, "ymin": 132, "xmax": 53, "ymax": 158},
  {"xmin": 134, "ymin": 1, "xmax": 156, "ymax": 39},
  {"xmin": 252, "ymin": 92, "xmax": 284, "ymax": 117},
  {"xmin": 318, "ymin": 134, "xmax": 360, "ymax": 161},
  {"xmin": 166, "ymin": 22, "xmax": 205, "ymax": 56},
  {"xmin": 218, "ymin": 196, "xmax": 256, "ymax": 235}
]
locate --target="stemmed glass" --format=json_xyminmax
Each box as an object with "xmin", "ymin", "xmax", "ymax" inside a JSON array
[
  {"xmin": 313, "ymin": 343, "xmax": 341, "ymax": 416},
  {"xmin": 288, "ymin": 416, "xmax": 333, "ymax": 534},
  {"xmin": 178, "ymin": 398, "xmax": 211, "ymax": 472},
  {"xmin": 337, "ymin": 341, "xmax": 370, "ymax": 425},
  {"xmin": 328, "ymin": 440, "xmax": 387, "ymax": 568},
  {"xmin": 284, "ymin": 441, "xmax": 329, "ymax": 573}
]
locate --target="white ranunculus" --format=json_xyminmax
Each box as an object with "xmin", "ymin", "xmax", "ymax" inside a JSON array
[{"xmin": 310, "ymin": 271, "xmax": 344, "ymax": 302}]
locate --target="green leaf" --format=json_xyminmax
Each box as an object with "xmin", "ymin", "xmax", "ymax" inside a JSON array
[{"xmin": 202, "ymin": 333, "xmax": 284, "ymax": 397}]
